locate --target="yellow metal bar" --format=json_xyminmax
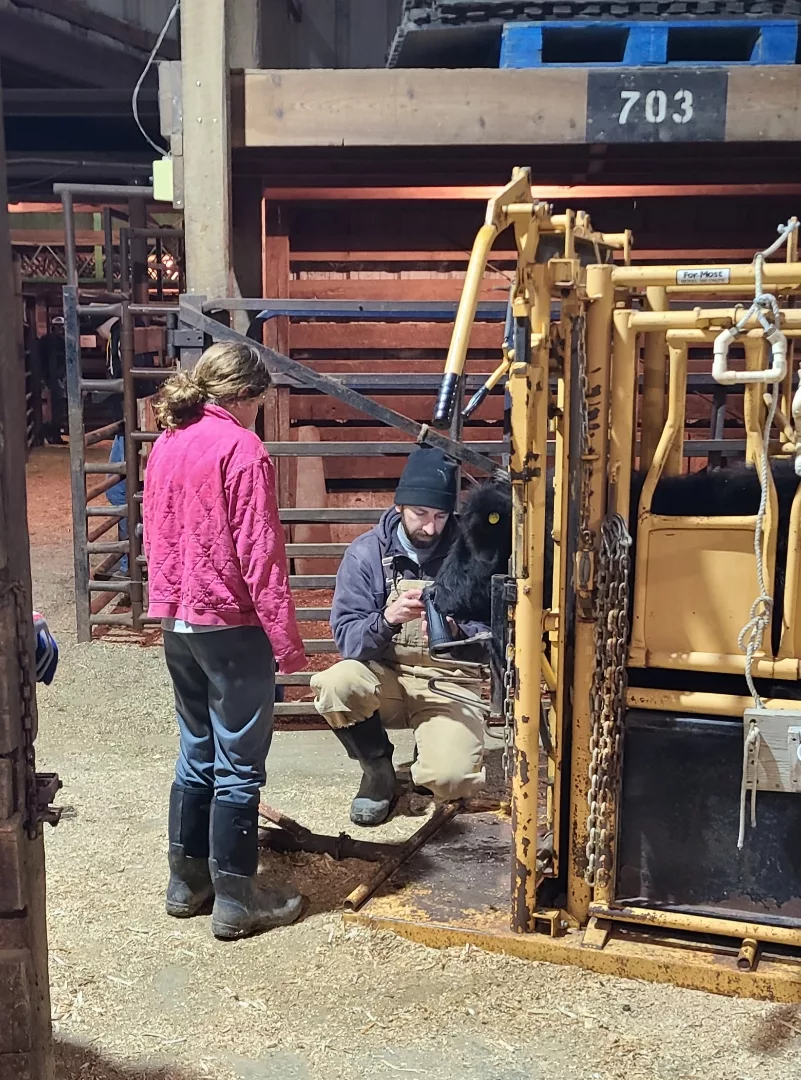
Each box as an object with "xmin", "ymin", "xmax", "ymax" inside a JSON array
[
  {"xmin": 664, "ymin": 343, "xmax": 688, "ymax": 477},
  {"xmin": 589, "ymin": 903, "xmax": 801, "ymax": 949},
  {"xmin": 614, "ymin": 262, "xmax": 801, "ymax": 288},
  {"xmin": 666, "ymin": 284, "xmax": 801, "ymax": 297},
  {"xmin": 633, "ymin": 308, "xmax": 801, "ymax": 331},
  {"xmin": 597, "ymin": 231, "xmax": 629, "ymax": 249},
  {"xmin": 630, "ymin": 649, "xmax": 798, "ymax": 678},
  {"xmin": 608, "ymin": 307, "xmax": 638, "ymax": 521},
  {"xmin": 666, "ymin": 328, "xmax": 801, "ymax": 343},
  {"xmin": 640, "ymin": 287, "xmax": 668, "ymax": 472},
  {"xmin": 629, "ymin": 340, "xmax": 688, "ymax": 662},
  {"xmin": 779, "ymin": 487, "xmax": 801, "ymax": 662},
  {"xmin": 541, "ymin": 652, "xmax": 557, "ymax": 693},
  {"xmin": 441, "ymin": 221, "xmax": 499, "ymax": 384},
  {"xmin": 626, "ymin": 686, "xmax": 801, "ymax": 715},
  {"xmin": 546, "ymin": 307, "xmax": 576, "ymax": 882},
  {"xmin": 591, "ymin": 307, "xmax": 638, "ymax": 910},
  {"xmin": 743, "ymin": 336, "xmax": 769, "ymax": 462},
  {"xmin": 347, "ymin": 911, "xmax": 801, "ymax": 1003},
  {"xmin": 566, "ymin": 265, "xmax": 614, "ymax": 925},
  {"xmin": 639, "ymin": 339, "xmax": 687, "ymax": 511},
  {"xmin": 741, "ymin": 335, "xmax": 779, "ymax": 667},
  {"xmin": 510, "ymin": 262, "xmax": 549, "ymax": 933}
]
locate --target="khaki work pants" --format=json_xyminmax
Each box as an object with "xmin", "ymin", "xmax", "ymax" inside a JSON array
[
  {"xmin": 310, "ymin": 659, "xmax": 486, "ymax": 802},
  {"xmin": 311, "ymin": 579, "xmax": 486, "ymax": 802}
]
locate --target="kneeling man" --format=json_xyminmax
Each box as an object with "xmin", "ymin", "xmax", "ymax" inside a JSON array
[{"xmin": 311, "ymin": 447, "xmax": 487, "ymax": 826}]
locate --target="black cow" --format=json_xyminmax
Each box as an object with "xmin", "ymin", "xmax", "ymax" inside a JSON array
[
  {"xmin": 432, "ymin": 476, "xmax": 513, "ymax": 625},
  {"xmin": 433, "ymin": 460, "xmax": 801, "ymax": 659}
]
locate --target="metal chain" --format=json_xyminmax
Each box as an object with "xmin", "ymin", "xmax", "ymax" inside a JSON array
[
  {"xmin": 501, "ymin": 592, "xmax": 516, "ymax": 783},
  {"xmin": 584, "ymin": 514, "xmax": 632, "ymax": 887},
  {"xmin": 5, "ymin": 582, "xmax": 40, "ymax": 838},
  {"xmin": 574, "ymin": 314, "xmax": 595, "ymax": 605}
]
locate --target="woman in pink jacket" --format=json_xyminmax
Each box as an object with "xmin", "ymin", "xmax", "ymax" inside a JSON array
[{"xmin": 143, "ymin": 342, "xmax": 306, "ymax": 940}]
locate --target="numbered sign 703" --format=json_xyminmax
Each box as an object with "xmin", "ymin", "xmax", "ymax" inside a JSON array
[{"xmin": 586, "ymin": 70, "xmax": 728, "ymax": 144}]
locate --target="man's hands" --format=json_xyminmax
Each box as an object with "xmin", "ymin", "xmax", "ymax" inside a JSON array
[
  {"xmin": 384, "ymin": 588, "xmax": 425, "ymax": 628},
  {"xmin": 384, "ymin": 588, "xmax": 461, "ymax": 643},
  {"xmin": 420, "ymin": 612, "xmax": 460, "ymax": 644}
]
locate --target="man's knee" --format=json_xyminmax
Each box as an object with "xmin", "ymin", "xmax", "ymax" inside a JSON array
[
  {"xmin": 310, "ymin": 660, "xmax": 380, "ymax": 728},
  {"xmin": 418, "ymin": 764, "xmax": 486, "ymax": 803},
  {"xmin": 411, "ymin": 711, "xmax": 486, "ymax": 802}
]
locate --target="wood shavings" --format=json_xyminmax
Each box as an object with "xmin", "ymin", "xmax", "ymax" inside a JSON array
[{"xmin": 26, "ymin": 451, "xmax": 801, "ymax": 1080}]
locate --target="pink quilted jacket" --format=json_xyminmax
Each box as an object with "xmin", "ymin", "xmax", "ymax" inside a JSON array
[{"xmin": 143, "ymin": 404, "xmax": 306, "ymax": 674}]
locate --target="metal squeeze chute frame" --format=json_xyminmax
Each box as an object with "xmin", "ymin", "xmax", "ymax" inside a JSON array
[{"xmin": 342, "ymin": 168, "xmax": 801, "ymax": 1001}]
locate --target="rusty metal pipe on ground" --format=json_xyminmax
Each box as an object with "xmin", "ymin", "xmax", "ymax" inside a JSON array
[{"xmin": 344, "ymin": 802, "xmax": 460, "ymax": 911}]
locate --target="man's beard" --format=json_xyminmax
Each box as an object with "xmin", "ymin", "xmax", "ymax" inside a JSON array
[{"xmin": 402, "ymin": 520, "xmax": 439, "ymax": 549}]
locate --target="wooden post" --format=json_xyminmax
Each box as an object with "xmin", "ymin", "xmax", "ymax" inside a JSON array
[
  {"xmin": 180, "ymin": 0, "xmax": 261, "ymax": 302},
  {"xmin": 180, "ymin": 0, "xmax": 232, "ymax": 300},
  {"xmin": 0, "ymin": 82, "xmax": 55, "ymax": 1080},
  {"xmin": 263, "ymin": 200, "xmax": 292, "ymax": 509},
  {"xmin": 227, "ymin": 0, "xmax": 261, "ymax": 68}
]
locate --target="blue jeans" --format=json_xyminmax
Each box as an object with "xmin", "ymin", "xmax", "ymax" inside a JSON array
[
  {"xmin": 164, "ymin": 627, "xmax": 276, "ymax": 807},
  {"xmin": 107, "ymin": 434, "xmax": 128, "ymax": 573}
]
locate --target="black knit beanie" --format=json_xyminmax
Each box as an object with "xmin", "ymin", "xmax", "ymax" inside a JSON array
[{"xmin": 394, "ymin": 447, "xmax": 458, "ymax": 513}]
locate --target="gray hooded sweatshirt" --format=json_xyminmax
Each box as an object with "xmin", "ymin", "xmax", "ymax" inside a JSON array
[{"xmin": 330, "ymin": 507, "xmax": 488, "ymax": 662}]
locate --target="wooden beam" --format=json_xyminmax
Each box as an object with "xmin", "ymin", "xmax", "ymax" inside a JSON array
[
  {"xmin": 288, "ymin": 249, "xmax": 757, "ymax": 263},
  {"xmin": 235, "ymin": 68, "xmax": 801, "ymax": 149},
  {"xmin": 727, "ymin": 68, "xmax": 801, "ymax": 142},
  {"xmin": 12, "ymin": 0, "xmax": 180, "ymax": 59},
  {"xmin": 226, "ymin": 0, "xmax": 261, "ymax": 69},
  {"xmin": 8, "ymin": 202, "xmax": 115, "ymax": 213},
  {"xmin": 0, "ymin": 6, "xmax": 147, "ymax": 89},
  {"xmin": 289, "ymin": 321, "xmax": 503, "ymax": 350},
  {"xmin": 11, "ymin": 230, "xmax": 106, "ymax": 246},
  {"xmin": 264, "ymin": 184, "xmax": 801, "ymax": 201},
  {"xmin": 288, "ymin": 279, "xmax": 510, "ymax": 302},
  {"xmin": 289, "ymin": 394, "xmax": 505, "ymax": 424},
  {"xmin": 181, "ymin": 0, "xmax": 231, "ymax": 299},
  {"xmin": 237, "ymin": 68, "xmax": 588, "ymax": 148}
]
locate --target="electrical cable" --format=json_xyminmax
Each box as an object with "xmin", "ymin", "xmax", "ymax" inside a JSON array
[{"xmin": 132, "ymin": 0, "xmax": 180, "ymax": 157}]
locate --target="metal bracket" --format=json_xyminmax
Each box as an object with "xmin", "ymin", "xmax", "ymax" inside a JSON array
[
  {"xmin": 581, "ymin": 916, "xmax": 612, "ymax": 951},
  {"xmin": 575, "ymin": 549, "xmax": 596, "ymax": 619},
  {"xmin": 171, "ymin": 328, "xmax": 204, "ymax": 349},
  {"xmin": 36, "ymin": 772, "xmax": 63, "ymax": 827},
  {"xmin": 533, "ymin": 908, "xmax": 571, "ymax": 937},
  {"xmin": 428, "ymin": 675, "xmax": 492, "ymax": 714}
]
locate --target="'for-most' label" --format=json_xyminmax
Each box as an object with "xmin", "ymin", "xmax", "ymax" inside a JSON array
[{"xmin": 675, "ymin": 268, "xmax": 731, "ymax": 285}]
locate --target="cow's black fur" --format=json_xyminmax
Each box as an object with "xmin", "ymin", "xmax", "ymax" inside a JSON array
[
  {"xmin": 433, "ymin": 460, "xmax": 801, "ymax": 659},
  {"xmin": 432, "ymin": 477, "xmax": 513, "ymax": 624}
]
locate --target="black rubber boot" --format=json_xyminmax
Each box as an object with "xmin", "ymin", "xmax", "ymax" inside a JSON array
[
  {"xmin": 165, "ymin": 784, "xmax": 214, "ymax": 918},
  {"xmin": 333, "ymin": 713, "xmax": 396, "ymax": 826},
  {"xmin": 209, "ymin": 801, "xmax": 303, "ymax": 941}
]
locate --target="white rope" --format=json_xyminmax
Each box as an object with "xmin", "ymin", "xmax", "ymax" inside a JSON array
[
  {"xmin": 733, "ymin": 219, "xmax": 798, "ymax": 849},
  {"xmin": 737, "ymin": 381, "xmax": 779, "ymax": 710},
  {"xmin": 735, "ymin": 220, "xmax": 799, "ymax": 339},
  {"xmin": 738, "ymin": 720, "xmax": 762, "ymax": 850}
]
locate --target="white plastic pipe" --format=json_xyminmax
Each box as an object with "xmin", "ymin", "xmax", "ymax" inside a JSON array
[{"xmin": 712, "ymin": 326, "xmax": 788, "ymax": 385}]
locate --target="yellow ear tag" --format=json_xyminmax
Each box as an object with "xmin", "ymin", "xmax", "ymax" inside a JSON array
[{"xmin": 488, "ymin": 512, "xmax": 500, "ymax": 525}]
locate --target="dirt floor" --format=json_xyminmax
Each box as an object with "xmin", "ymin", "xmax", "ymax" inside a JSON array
[{"xmin": 25, "ymin": 445, "xmax": 801, "ymax": 1080}]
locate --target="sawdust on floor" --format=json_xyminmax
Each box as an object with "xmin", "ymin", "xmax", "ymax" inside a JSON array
[{"xmin": 24, "ymin": 447, "xmax": 801, "ymax": 1080}]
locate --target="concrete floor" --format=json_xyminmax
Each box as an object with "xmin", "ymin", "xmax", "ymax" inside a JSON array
[{"xmin": 26, "ymin": 446, "xmax": 801, "ymax": 1080}]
